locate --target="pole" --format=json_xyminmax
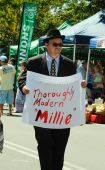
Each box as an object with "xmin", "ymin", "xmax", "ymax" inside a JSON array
[
  {"xmin": 86, "ymin": 48, "xmax": 91, "ymax": 82},
  {"xmin": 73, "ymin": 38, "xmax": 76, "ymax": 62}
]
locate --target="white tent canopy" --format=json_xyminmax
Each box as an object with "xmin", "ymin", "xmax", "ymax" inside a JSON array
[
  {"xmin": 86, "ymin": 36, "xmax": 105, "ymax": 81},
  {"xmin": 60, "ymin": 10, "xmax": 105, "ymax": 39}
]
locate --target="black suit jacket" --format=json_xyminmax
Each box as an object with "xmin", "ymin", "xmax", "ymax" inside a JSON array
[{"xmin": 18, "ymin": 53, "xmax": 76, "ymax": 92}]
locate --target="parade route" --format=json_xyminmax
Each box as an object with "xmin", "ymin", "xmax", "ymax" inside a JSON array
[{"xmin": 0, "ymin": 108, "xmax": 105, "ymax": 170}]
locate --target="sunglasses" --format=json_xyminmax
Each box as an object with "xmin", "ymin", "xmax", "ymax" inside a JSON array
[{"xmin": 49, "ymin": 42, "xmax": 63, "ymax": 47}]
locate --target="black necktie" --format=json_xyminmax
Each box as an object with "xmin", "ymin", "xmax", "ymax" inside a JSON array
[{"xmin": 50, "ymin": 59, "xmax": 56, "ymax": 76}]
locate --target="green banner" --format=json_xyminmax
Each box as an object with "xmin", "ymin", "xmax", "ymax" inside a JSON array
[{"xmin": 16, "ymin": 2, "xmax": 38, "ymax": 80}]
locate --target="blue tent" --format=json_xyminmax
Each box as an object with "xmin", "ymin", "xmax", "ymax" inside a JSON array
[
  {"xmin": 86, "ymin": 36, "xmax": 105, "ymax": 80},
  {"xmin": 60, "ymin": 10, "xmax": 105, "ymax": 45},
  {"xmin": 89, "ymin": 37, "xmax": 105, "ymax": 49}
]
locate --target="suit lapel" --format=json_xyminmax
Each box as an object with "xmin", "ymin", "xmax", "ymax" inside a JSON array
[
  {"xmin": 41, "ymin": 53, "xmax": 49, "ymax": 75},
  {"xmin": 57, "ymin": 56, "xmax": 63, "ymax": 77}
]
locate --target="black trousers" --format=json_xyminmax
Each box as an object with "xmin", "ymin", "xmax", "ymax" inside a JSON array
[{"xmin": 34, "ymin": 127, "xmax": 70, "ymax": 170}]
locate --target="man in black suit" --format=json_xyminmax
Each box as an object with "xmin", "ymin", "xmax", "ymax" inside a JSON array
[{"xmin": 18, "ymin": 29, "xmax": 86, "ymax": 170}]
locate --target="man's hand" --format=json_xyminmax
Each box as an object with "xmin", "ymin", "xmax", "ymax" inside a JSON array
[
  {"xmin": 81, "ymin": 80, "xmax": 87, "ymax": 88},
  {"xmin": 22, "ymin": 85, "xmax": 30, "ymax": 94}
]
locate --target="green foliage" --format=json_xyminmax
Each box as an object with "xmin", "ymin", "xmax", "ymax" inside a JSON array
[
  {"xmin": 0, "ymin": 0, "xmax": 23, "ymax": 45},
  {"xmin": 0, "ymin": 0, "xmax": 105, "ymax": 46}
]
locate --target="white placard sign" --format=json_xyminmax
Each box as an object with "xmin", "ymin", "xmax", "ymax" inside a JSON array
[
  {"xmin": 23, "ymin": 71, "xmax": 86, "ymax": 128},
  {"xmin": 96, "ymin": 39, "xmax": 105, "ymax": 48}
]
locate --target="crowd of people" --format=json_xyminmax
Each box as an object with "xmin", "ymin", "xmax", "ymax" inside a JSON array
[
  {"xmin": 0, "ymin": 54, "xmax": 105, "ymax": 116},
  {"xmin": 77, "ymin": 60, "xmax": 105, "ymax": 104}
]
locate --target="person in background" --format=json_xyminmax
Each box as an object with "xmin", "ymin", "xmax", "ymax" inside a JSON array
[
  {"xmin": 102, "ymin": 69, "xmax": 105, "ymax": 102},
  {"xmin": 92, "ymin": 65, "xmax": 103, "ymax": 101},
  {"xmin": 77, "ymin": 61, "xmax": 94, "ymax": 104},
  {"xmin": 0, "ymin": 119, "xmax": 4, "ymax": 153},
  {"xmin": 77, "ymin": 60, "xmax": 87, "ymax": 80},
  {"xmin": 15, "ymin": 60, "xmax": 26, "ymax": 113},
  {"xmin": 9, "ymin": 58, "xmax": 16, "ymax": 68},
  {"xmin": 9, "ymin": 58, "xmax": 17, "ymax": 107},
  {"xmin": 86, "ymin": 64, "xmax": 95, "ymax": 104},
  {"xmin": 18, "ymin": 60, "xmax": 27, "ymax": 80},
  {"xmin": 18, "ymin": 29, "xmax": 86, "ymax": 170},
  {"xmin": 0, "ymin": 56, "xmax": 16, "ymax": 116},
  {"xmin": 0, "ymin": 59, "xmax": 1, "ymax": 66}
]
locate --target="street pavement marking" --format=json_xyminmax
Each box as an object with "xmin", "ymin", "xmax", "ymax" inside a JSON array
[
  {"xmin": 64, "ymin": 162, "xmax": 88, "ymax": 170},
  {"xmin": 4, "ymin": 144, "xmax": 39, "ymax": 160},
  {"xmin": 63, "ymin": 167, "xmax": 73, "ymax": 170},
  {"xmin": 5, "ymin": 140, "xmax": 38, "ymax": 155},
  {"xmin": 4, "ymin": 140, "xmax": 88, "ymax": 170},
  {"xmin": 12, "ymin": 159, "xmax": 33, "ymax": 163}
]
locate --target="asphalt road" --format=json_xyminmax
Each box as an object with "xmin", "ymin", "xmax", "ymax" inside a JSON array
[{"xmin": 0, "ymin": 107, "xmax": 105, "ymax": 170}]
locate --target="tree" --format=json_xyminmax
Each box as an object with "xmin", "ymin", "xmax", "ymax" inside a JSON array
[
  {"xmin": 0, "ymin": 0, "xmax": 105, "ymax": 46},
  {"xmin": 0, "ymin": 0, "xmax": 24, "ymax": 45},
  {"xmin": 0, "ymin": 0, "xmax": 69, "ymax": 45}
]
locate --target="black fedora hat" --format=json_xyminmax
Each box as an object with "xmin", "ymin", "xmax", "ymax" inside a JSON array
[{"xmin": 43, "ymin": 29, "xmax": 65, "ymax": 43}]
